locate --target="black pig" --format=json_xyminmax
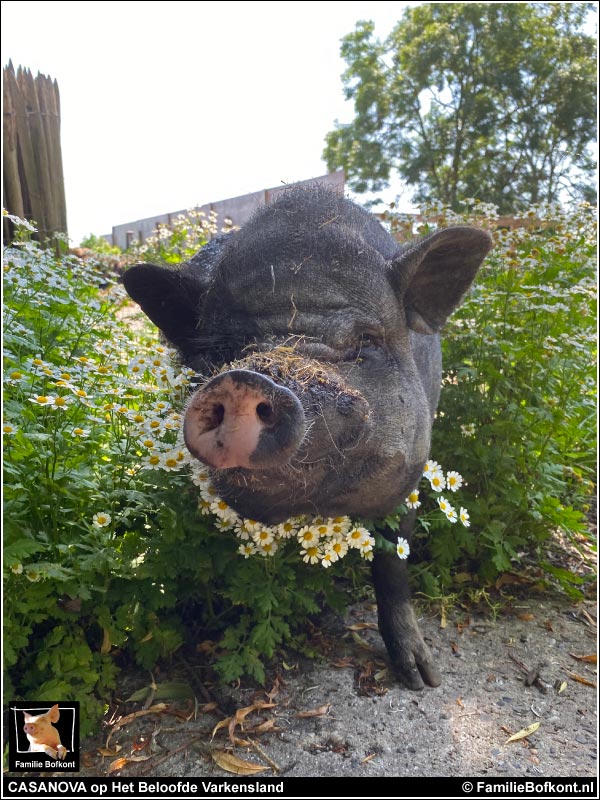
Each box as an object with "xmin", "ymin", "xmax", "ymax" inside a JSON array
[{"xmin": 123, "ymin": 186, "xmax": 492, "ymax": 689}]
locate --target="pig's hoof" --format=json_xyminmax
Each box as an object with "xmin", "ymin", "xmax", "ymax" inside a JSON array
[{"xmin": 393, "ymin": 641, "xmax": 442, "ymax": 690}]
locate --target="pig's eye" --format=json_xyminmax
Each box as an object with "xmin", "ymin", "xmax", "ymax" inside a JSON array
[{"xmin": 342, "ymin": 336, "xmax": 382, "ymax": 362}]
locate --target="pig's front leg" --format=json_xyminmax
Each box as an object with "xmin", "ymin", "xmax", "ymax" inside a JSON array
[
  {"xmin": 36, "ymin": 744, "xmax": 59, "ymax": 759},
  {"xmin": 371, "ymin": 520, "xmax": 441, "ymax": 689}
]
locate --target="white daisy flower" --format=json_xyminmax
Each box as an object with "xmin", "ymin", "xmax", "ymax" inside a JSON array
[
  {"xmin": 446, "ymin": 471, "xmax": 463, "ymax": 492},
  {"xmin": 396, "ymin": 537, "xmax": 410, "ymax": 559},
  {"xmin": 405, "ymin": 489, "xmax": 421, "ymax": 509},
  {"xmin": 93, "ymin": 512, "xmax": 111, "ymax": 528}
]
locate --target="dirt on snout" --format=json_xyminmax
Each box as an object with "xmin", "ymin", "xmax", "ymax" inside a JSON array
[{"xmin": 71, "ymin": 594, "xmax": 596, "ymax": 780}]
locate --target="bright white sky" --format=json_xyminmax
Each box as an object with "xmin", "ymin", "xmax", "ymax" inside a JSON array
[{"xmin": 2, "ymin": 0, "xmax": 415, "ymax": 245}]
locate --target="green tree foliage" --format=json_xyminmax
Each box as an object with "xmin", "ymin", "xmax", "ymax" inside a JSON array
[{"xmin": 324, "ymin": 2, "xmax": 597, "ymax": 212}]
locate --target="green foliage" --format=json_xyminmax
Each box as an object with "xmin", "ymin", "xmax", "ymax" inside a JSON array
[
  {"xmin": 3, "ymin": 200, "xmax": 595, "ymax": 737},
  {"xmin": 324, "ymin": 3, "xmax": 597, "ymax": 211},
  {"xmin": 2, "ymin": 220, "xmax": 357, "ymax": 734},
  {"xmin": 79, "ymin": 233, "xmax": 121, "ymax": 256},
  {"xmin": 128, "ymin": 208, "xmax": 234, "ymax": 264},
  {"xmin": 403, "ymin": 199, "xmax": 596, "ymax": 596}
]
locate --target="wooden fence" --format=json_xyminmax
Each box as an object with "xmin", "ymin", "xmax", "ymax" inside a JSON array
[{"xmin": 3, "ymin": 62, "xmax": 67, "ymax": 243}]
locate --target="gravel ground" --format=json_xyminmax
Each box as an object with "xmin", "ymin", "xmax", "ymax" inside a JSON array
[{"xmin": 72, "ymin": 594, "xmax": 596, "ymax": 779}]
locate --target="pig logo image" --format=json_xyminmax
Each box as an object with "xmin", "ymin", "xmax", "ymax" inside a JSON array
[
  {"xmin": 22, "ymin": 704, "xmax": 67, "ymax": 760},
  {"xmin": 8, "ymin": 700, "xmax": 79, "ymax": 771},
  {"xmin": 123, "ymin": 186, "xmax": 492, "ymax": 688}
]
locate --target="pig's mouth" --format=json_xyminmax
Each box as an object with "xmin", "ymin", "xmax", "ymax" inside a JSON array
[{"xmin": 206, "ymin": 449, "xmax": 419, "ymax": 526}]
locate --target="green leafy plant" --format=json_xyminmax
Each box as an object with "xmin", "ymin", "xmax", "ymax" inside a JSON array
[
  {"xmin": 79, "ymin": 233, "xmax": 121, "ymax": 256},
  {"xmin": 128, "ymin": 208, "xmax": 234, "ymax": 264},
  {"xmin": 3, "ymin": 199, "xmax": 595, "ymax": 738},
  {"xmin": 401, "ymin": 200, "xmax": 596, "ymax": 596}
]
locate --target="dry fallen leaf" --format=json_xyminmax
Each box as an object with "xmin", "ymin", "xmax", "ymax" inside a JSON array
[
  {"xmin": 569, "ymin": 653, "xmax": 597, "ymax": 664},
  {"xmin": 105, "ymin": 703, "xmax": 167, "ymax": 748},
  {"xmin": 361, "ymin": 753, "xmax": 377, "ymax": 764},
  {"xmin": 495, "ymin": 573, "xmax": 532, "ymax": 590},
  {"xmin": 97, "ymin": 745, "xmax": 122, "ymax": 757},
  {"xmin": 517, "ymin": 613, "xmax": 535, "ymax": 621},
  {"xmin": 248, "ymin": 718, "xmax": 280, "ymax": 735},
  {"xmin": 108, "ymin": 755, "xmax": 152, "ymax": 774},
  {"xmin": 265, "ymin": 677, "xmax": 281, "ymax": 703},
  {"xmin": 578, "ymin": 608, "xmax": 597, "ymax": 627},
  {"xmin": 332, "ymin": 657, "xmax": 355, "ymax": 668},
  {"xmin": 211, "ymin": 703, "xmax": 276, "ymax": 743},
  {"xmin": 197, "ymin": 639, "xmax": 217, "ymax": 654},
  {"xmin": 132, "ymin": 735, "xmax": 150, "ymax": 752},
  {"xmin": 505, "ymin": 721, "xmax": 541, "ymax": 744},
  {"xmin": 346, "ymin": 622, "xmax": 378, "ymax": 631},
  {"xmin": 350, "ymin": 631, "xmax": 371, "ymax": 648},
  {"xmin": 564, "ymin": 670, "xmax": 597, "ymax": 688},
  {"xmin": 100, "ymin": 628, "xmax": 111, "ymax": 655},
  {"xmin": 440, "ymin": 605, "xmax": 448, "ymax": 629},
  {"xmin": 295, "ymin": 703, "xmax": 331, "ymax": 719},
  {"xmin": 211, "ymin": 750, "xmax": 269, "ymax": 776}
]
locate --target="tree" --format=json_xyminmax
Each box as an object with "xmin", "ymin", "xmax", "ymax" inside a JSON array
[{"xmin": 324, "ymin": 3, "xmax": 597, "ymax": 212}]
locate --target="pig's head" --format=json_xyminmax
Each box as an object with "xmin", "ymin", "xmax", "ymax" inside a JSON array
[
  {"xmin": 23, "ymin": 704, "xmax": 60, "ymax": 743},
  {"xmin": 123, "ymin": 188, "xmax": 491, "ymax": 524}
]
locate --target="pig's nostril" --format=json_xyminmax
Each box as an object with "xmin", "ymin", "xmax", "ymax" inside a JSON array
[
  {"xmin": 211, "ymin": 403, "xmax": 225, "ymax": 428},
  {"xmin": 256, "ymin": 402, "xmax": 275, "ymax": 425}
]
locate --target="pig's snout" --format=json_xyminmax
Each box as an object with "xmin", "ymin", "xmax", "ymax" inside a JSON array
[{"xmin": 184, "ymin": 369, "xmax": 305, "ymax": 470}]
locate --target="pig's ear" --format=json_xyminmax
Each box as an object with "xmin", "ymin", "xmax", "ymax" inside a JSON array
[
  {"xmin": 122, "ymin": 264, "xmax": 204, "ymax": 349},
  {"xmin": 23, "ymin": 712, "xmax": 33, "ymax": 722},
  {"xmin": 48, "ymin": 704, "xmax": 60, "ymax": 722},
  {"xmin": 390, "ymin": 227, "xmax": 492, "ymax": 334}
]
